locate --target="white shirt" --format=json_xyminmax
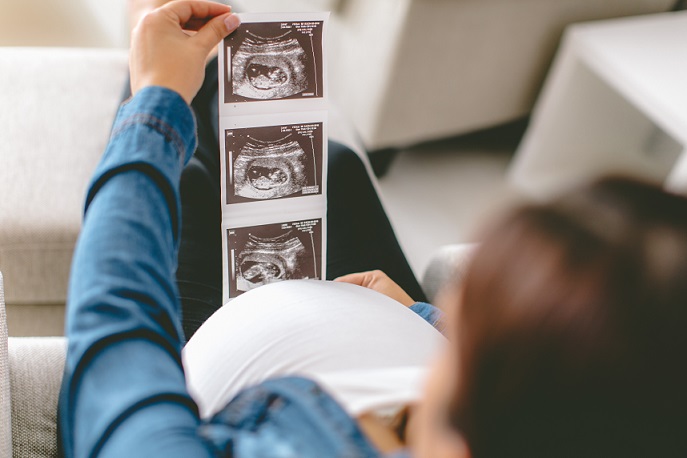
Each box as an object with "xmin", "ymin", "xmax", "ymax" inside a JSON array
[{"xmin": 183, "ymin": 280, "xmax": 446, "ymax": 419}]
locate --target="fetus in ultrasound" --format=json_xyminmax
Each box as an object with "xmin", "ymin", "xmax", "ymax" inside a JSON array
[
  {"xmin": 237, "ymin": 232, "xmax": 308, "ymax": 291},
  {"xmin": 232, "ymin": 31, "xmax": 309, "ymax": 99},
  {"xmin": 234, "ymin": 135, "xmax": 307, "ymax": 200}
]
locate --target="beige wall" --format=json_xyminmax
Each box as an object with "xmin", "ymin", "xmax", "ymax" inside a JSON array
[{"xmin": 0, "ymin": 0, "xmax": 128, "ymax": 47}]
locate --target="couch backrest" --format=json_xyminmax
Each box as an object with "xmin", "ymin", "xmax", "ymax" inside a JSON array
[
  {"xmin": 0, "ymin": 271, "xmax": 12, "ymax": 457},
  {"xmin": 0, "ymin": 47, "xmax": 129, "ymax": 308}
]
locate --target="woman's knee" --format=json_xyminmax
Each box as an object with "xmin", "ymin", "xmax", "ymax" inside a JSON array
[{"xmin": 328, "ymin": 141, "xmax": 368, "ymax": 180}]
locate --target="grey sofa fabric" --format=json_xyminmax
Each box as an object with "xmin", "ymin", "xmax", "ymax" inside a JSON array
[
  {"xmin": 0, "ymin": 272, "xmax": 11, "ymax": 457},
  {"xmin": 9, "ymin": 337, "xmax": 66, "ymax": 458},
  {"xmin": 2, "ymin": 271, "xmax": 67, "ymax": 458},
  {"xmin": 422, "ymin": 244, "xmax": 477, "ymax": 304}
]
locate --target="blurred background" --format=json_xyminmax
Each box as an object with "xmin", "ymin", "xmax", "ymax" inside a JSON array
[{"xmin": 0, "ymin": 0, "xmax": 678, "ymax": 274}]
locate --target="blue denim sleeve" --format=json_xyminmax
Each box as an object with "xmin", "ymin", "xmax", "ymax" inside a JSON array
[
  {"xmin": 59, "ymin": 87, "xmax": 215, "ymax": 458},
  {"xmin": 410, "ymin": 302, "xmax": 445, "ymax": 334}
]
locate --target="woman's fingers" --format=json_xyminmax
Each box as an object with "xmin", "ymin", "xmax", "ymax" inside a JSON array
[
  {"xmin": 160, "ymin": 0, "xmax": 231, "ymax": 26},
  {"xmin": 194, "ymin": 11, "xmax": 241, "ymax": 50},
  {"xmin": 183, "ymin": 17, "xmax": 213, "ymax": 31},
  {"xmin": 335, "ymin": 270, "xmax": 416, "ymax": 307},
  {"xmin": 129, "ymin": 0, "xmax": 240, "ymax": 103},
  {"xmin": 334, "ymin": 272, "xmax": 369, "ymax": 287}
]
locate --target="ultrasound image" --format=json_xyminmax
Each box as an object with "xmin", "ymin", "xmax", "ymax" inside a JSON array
[
  {"xmin": 234, "ymin": 136, "xmax": 307, "ymax": 200},
  {"xmin": 238, "ymin": 232, "xmax": 307, "ymax": 287},
  {"xmin": 227, "ymin": 219, "xmax": 323, "ymax": 298},
  {"xmin": 225, "ymin": 123, "xmax": 324, "ymax": 204},
  {"xmin": 224, "ymin": 21, "xmax": 324, "ymax": 103},
  {"xmin": 233, "ymin": 31, "xmax": 308, "ymax": 100}
]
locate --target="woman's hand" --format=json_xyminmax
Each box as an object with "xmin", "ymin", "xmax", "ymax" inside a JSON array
[
  {"xmin": 335, "ymin": 270, "xmax": 416, "ymax": 307},
  {"xmin": 130, "ymin": 0, "xmax": 241, "ymax": 104}
]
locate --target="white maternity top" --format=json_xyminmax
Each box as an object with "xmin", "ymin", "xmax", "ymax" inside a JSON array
[{"xmin": 183, "ymin": 280, "xmax": 446, "ymax": 419}]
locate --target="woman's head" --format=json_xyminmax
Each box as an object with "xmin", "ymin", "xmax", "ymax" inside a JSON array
[{"xmin": 414, "ymin": 178, "xmax": 687, "ymax": 458}]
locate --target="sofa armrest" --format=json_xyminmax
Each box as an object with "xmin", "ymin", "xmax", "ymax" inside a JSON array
[{"xmin": 422, "ymin": 244, "xmax": 478, "ymax": 304}]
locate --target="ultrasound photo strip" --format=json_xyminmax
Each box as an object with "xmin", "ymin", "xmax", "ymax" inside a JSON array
[
  {"xmin": 225, "ymin": 122, "xmax": 324, "ymax": 204},
  {"xmin": 222, "ymin": 17, "xmax": 325, "ymax": 105},
  {"xmin": 226, "ymin": 219, "xmax": 323, "ymax": 298},
  {"xmin": 218, "ymin": 13, "xmax": 329, "ymax": 303}
]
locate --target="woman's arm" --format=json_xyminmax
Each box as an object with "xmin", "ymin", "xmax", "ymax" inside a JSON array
[
  {"xmin": 409, "ymin": 302, "xmax": 445, "ymax": 333},
  {"xmin": 59, "ymin": 86, "xmax": 212, "ymax": 458},
  {"xmin": 59, "ymin": 3, "xmax": 239, "ymax": 456}
]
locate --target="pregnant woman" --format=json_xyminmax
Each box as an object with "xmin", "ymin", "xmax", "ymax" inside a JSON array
[
  {"xmin": 60, "ymin": 2, "xmax": 440, "ymax": 457},
  {"xmin": 59, "ymin": 2, "xmax": 687, "ymax": 457}
]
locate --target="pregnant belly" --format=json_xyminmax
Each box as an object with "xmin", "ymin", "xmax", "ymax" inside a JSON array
[{"xmin": 183, "ymin": 280, "xmax": 445, "ymax": 418}]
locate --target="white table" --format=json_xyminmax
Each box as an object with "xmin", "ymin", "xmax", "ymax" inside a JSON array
[{"xmin": 509, "ymin": 11, "xmax": 687, "ymax": 199}]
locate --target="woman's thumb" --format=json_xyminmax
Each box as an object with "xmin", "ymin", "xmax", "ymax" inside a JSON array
[{"xmin": 195, "ymin": 13, "xmax": 241, "ymax": 52}]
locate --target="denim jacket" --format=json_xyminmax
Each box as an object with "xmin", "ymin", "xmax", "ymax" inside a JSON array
[{"xmin": 58, "ymin": 87, "xmax": 442, "ymax": 458}]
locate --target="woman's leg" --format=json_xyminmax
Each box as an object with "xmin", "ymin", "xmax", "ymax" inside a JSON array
[
  {"xmin": 174, "ymin": 58, "xmax": 425, "ymax": 339},
  {"xmin": 176, "ymin": 59, "xmax": 223, "ymax": 341},
  {"xmin": 325, "ymin": 144, "xmax": 426, "ymax": 301}
]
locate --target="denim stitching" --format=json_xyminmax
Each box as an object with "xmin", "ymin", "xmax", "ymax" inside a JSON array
[{"xmin": 112, "ymin": 114, "xmax": 188, "ymax": 160}]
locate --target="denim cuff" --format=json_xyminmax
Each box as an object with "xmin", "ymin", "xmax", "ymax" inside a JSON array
[
  {"xmin": 85, "ymin": 86, "xmax": 197, "ymax": 213},
  {"xmin": 410, "ymin": 302, "xmax": 445, "ymax": 333},
  {"xmin": 114, "ymin": 86, "xmax": 197, "ymax": 162}
]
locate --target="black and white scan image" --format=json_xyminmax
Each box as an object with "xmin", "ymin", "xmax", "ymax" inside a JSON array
[
  {"xmin": 227, "ymin": 219, "xmax": 323, "ymax": 298},
  {"xmin": 224, "ymin": 20, "xmax": 324, "ymax": 103},
  {"xmin": 225, "ymin": 123, "xmax": 324, "ymax": 204}
]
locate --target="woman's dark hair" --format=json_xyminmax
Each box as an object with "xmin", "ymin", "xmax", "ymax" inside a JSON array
[{"xmin": 450, "ymin": 177, "xmax": 687, "ymax": 457}]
